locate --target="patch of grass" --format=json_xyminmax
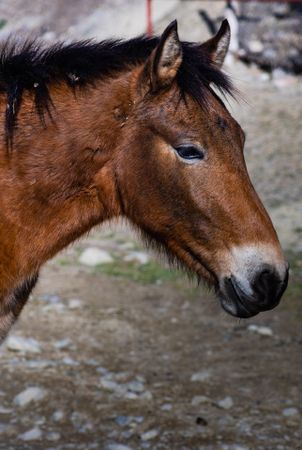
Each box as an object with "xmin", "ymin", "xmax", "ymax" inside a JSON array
[
  {"xmin": 0, "ymin": 19, "xmax": 6, "ymax": 30},
  {"xmin": 95, "ymin": 260, "xmax": 183, "ymax": 285}
]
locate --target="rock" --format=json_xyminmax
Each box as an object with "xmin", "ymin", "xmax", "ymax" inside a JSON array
[
  {"xmin": 25, "ymin": 360, "xmax": 55, "ymax": 369},
  {"xmin": 191, "ymin": 396, "xmax": 211, "ymax": 406},
  {"xmin": 54, "ymin": 338, "xmax": 72, "ymax": 350},
  {"xmin": 79, "ymin": 247, "xmax": 113, "ymax": 266},
  {"xmin": 67, "ymin": 298, "xmax": 83, "ymax": 309},
  {"xmin": 6, "ymin": 336, "xmax": 41, "ymax": 353},
  {"xmin": 247, "ymin": 324, "xmax": 273, "ymax": 336},
  {"xmin": 124, "ymin": 251, "xmax": 150, "ymax": 265},
  {"xmin": 217, "ymin": 396, "xmax": 234, "ymax": 410},
  {"xmin": 19, "ymin": 427, "xmax": 42, "ymax": 441},
  {"xmin": 46, "ymin": 431, "xmax": 61, "ymax": 441},
  {"xmin": 141, "ymin": 429, "xmax": 159, "ymax": 441},
  {"xmin": 161, "ymin": 403, "xmax": 172, "ymax": 411},
  {"xmin": 126, "ymin": 380, "xmax": 145, "ymax": 393},
  {"xmin": 106, "ymin": 445, "xmax": 133, "ymax": 450},
  {"xmin": 62, "ymin": 357, "xmax": 79, "ymax": 366},
  {"xmin": 0, "ymin": 406, "xmax": 12, "ymax": 414},
  {"xmin": 40, "ymin": 294, "xmax": 61, "ymax": 303},
  {"xmin": 115, "ymin": 416, "xmax": 131, "ymax": 426},
  {"xmin": 190, "ymin": 370, "xmax": 211, "ymax": 382},
  {"xmin": 100, "ymin": 378, "xmax": 123, "ymax": 393},
  {"xmin": 14, "ymin": 387, "xmax": 47, "ymax": 407},
  {"xmin": 139, "ymin": 390, "xmax": 153, "ymax": 401},
  {"xmin": 248, "ymin": 40, "xmax": 263, "ymax": 53},
  {"xmin": 52, "ymin": 410, "xmax": 64, "ymax": 422},
  {"xmin": 282, "ymin": 407, "xmax": 299, "ymax": 417}
]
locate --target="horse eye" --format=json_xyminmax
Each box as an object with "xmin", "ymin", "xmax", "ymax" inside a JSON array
[{"xmin": 174, "ymin": 145, "xmax": 204, "ymax": 162}]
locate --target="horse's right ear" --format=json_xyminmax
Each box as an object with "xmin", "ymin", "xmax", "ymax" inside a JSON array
[{"xmin": 142, "ymin": 20, "xmax": 183, "ymax": 93}]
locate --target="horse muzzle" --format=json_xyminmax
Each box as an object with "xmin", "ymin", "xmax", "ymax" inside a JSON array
[{"xmin": 218, "ymin": 265, "xmax": 289, "ymax": 318}]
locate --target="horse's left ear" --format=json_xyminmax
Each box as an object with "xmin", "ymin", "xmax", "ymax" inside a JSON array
[
  {"xmin": 201, "ymin": 19, "xmax": 231, "ymax": 68},
  {"xmin": 148, "ymin": 20, "xmax": 183, "ymax": 92}
]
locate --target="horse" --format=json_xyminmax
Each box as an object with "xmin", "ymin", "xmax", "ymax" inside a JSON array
[{"xmin": 0, "ymin": 19, "xmax": 288, "ymax": 343}]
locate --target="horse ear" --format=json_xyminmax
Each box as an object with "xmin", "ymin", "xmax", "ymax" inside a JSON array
[
  {"xmin": 201, "ymin": 19, "xmax": 231, "ymax": 68},
  {"xmin": 148, "ymin": 20, "xmax": 183, "ymax": 91}
]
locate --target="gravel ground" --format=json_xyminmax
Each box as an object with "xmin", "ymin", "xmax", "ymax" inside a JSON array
[{"xmin": 0, "ymin": 1, "xmax": 301, "ymax": 449}]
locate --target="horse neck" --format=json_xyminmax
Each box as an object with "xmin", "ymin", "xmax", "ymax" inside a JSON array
[{"xmin": 0, "ymin": 70, "xmax": 136, "ymax": 286}]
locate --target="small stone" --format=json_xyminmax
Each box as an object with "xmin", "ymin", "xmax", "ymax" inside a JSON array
[
  {"xmin": 106, "ymin": 444, "xmax": 133, "ymax": 450},
  {"xmin": 248, "ymin": 40, "xmax": 263, "ymax": 53},
  {"xmin": 67, "ymin": 298, "xmax": 83, "ymax": 309},
  {"xmin": 115, "ymin": 416, "xmax": 131, "ymax": 426},
  {"xmin": 161, "ymin": 403, "xmax": 172, "ymax": 411},
  {"xmin": 190, "ymin": 370, "xmax": 211, "ymax": 382},
  {"xmin": 0, "ymin": 406, "xmax": 12, "ymax": 414},
  {"xmin": 127, "ymin": 380, "xmax": 145, "ymax": 393},
  {"xmin": 54, "ymin": 338, "xmax": 72, "ymax": 350},
  {"xmin": 6, "ymin": 336, "xmax": 41, "ymax": 353},
  {"xmin": 52, "ymin": 410, "xmax": 64, "ymax": 422},
  {"xmin": 41, "ymin": 294, "xmax": 61, "ymax": 303},
  {"xmin": 140, "ymin": 390, "xmax": 153, "ymax": 401},
  {"xmin": 124, "ymin": 251, "xmax": 150, "ymax": 265},
  {"xmin": 141, "ymin": 429, "xmax": 159, "ymax": 441},
  {"xmin": 14, "ymin": 387, "xmax": 47, "ymax": 407},
  {"xmin": 46, "ymin": 431, "xmax": 61, "ymax": 441},
  {"xmin": 217, "ymin": 396, "xmax": 234, "ymax": 410},
  {"xmin": 282, "ymin": 407, "xmax": 299, "ymax": 417},
  {"xmin": 124, "ymin": 392, "xmax": 138, "ymax": 400},
  {"xmin": 19, "ymin": 427, "xmax": 42, "ymax": 441},
  {"xmin": 248, "ymin": 325, "xmax": 273, "ymax": 336},
  {"xmin": 25, "ymin": 360, "xmax": 54, "ymax": 369},
  {"xmin": 62, "ymin": 357, "xmax": 79, "ymax": 366},
  {"xmin": 79, "ymin": 248, "xmax": 113, "ymax": 266},
  {"xmin": 191, "ymin": 395, "xmax": 211, "ymax": 406},
  {"xmin": 100, "ymin": 378, "xmax": 122, "ymax": 392}
]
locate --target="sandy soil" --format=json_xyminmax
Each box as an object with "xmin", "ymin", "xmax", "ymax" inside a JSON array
[{"xmin": 0, "ymin": 1, "xmax": 301, "ymax": 449}]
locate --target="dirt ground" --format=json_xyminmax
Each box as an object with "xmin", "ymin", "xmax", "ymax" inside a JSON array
[{"xmin": 0, "ymin": 1, "xmax": 301, "ymax": 450}]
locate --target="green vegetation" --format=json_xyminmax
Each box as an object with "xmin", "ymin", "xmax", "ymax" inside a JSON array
[
  {"xmin": 0, "ymin": 19, "xmax": 6, "ymax": 30},
  {"xmin": 95, "ymin": 259, "xmax": 183, "ymax": 285}
]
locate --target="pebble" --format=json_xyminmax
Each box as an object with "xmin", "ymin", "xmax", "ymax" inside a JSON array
[
  {"xmin": 6, "ymin": 336, "xmax": 41, "ymax": 353},
  {"xmin": 40, "ymin": 294, "xmax": 61, "ymax": 303},
  {"xmin": 106, "ymin": 445, "xmax": 133, "ymax": 450},
  {"xmin": 141, "ymin": 429, "xmax": 159, "ymax": 441},
  {"xmin": 62, "ymin": 357, "xmax": 79, "ymax": 366},
  {"xmin": 19, "ymin": 427, "xmax": 42, "ymax": 441},
  {"xmin": 14, "ymin": 387, "xmax": 47, "ymax": 407},
  {"xmin": 54, "ymin": 338, "xmax": 72, "ymax": 350},
  {"xmin": 217, "ymin": 396, "xmax": 234, "ymax": 410},
  {"xmin": 25, "ymin": 360, "xmax": 55, "ymax": 369},
  {"xmin": 67, "ymin": 298, "xmax": 83, "ymax": 309},
  {"xmin": 248, "ymin": 40, "xmax": 263, "ymax": 53},
  {"xmin": 0, "ymin": 406, "xmax": 12, "ymax": 414},
  {"xmin": 191, "ymin": 395, "xmax": 211, "ymax": 406},
  {"xmin": 161, "ymin": 403, "xmax": 172, "ymax": 411},
  {"xmin": 52, "ymin": 410, "xmax": 65, "ymax": 422},
  {"xmin": 126, "ymin": 380, "xmax": 145, "ymax": 393},
  {"xmin": 79, "ymin": 248, "xmax": 113, "ymax": 266},
  {"xmin": 247, "ymin": 325, "xmax": 273, "ymax": 336},
  {"xmin": 282, "ymin": 407, "xmax": 299, "ymax": 417},
  {"xmin": 123, "ymin": 251, "xmax": 150, "ymax": 265},
  {"xmin": 46, "ymin": 431, "xmax": 61, "ymax": 441},
  {"xmin": 190, "ymin": 370, "xmax": 211, "ymax": 382}
]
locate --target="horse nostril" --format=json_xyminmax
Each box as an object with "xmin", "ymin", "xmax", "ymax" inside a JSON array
[{"xmin": 252, "ymin": 265, "xmax": 288, "ymax": 309}]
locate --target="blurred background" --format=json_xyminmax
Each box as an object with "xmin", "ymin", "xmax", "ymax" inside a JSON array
[{"xmin": 0, "ymin": 1, "xmax": 301, "ymax": 449}]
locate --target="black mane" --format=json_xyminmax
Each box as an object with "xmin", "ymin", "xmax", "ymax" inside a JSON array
[{"xmin": 0, "ymin": 35, "xmax": 234, "ymax": 148}]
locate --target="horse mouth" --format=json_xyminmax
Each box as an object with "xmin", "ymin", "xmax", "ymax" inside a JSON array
[{"xmin": 217, "ymin": 277, "xmax": 260, "ymax": 319}]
